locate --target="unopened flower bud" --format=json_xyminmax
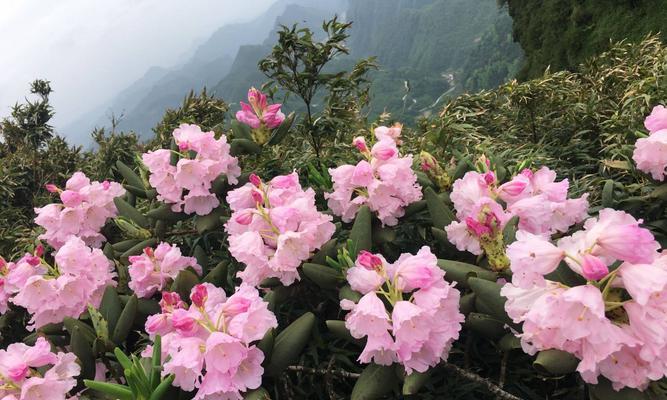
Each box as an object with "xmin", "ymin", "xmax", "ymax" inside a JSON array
[
  {"xmin": 357, "ymin": 250, "xmax": 383, "ymax": 270},
  {"xmin": 581, "ymin": 254, "xmax": 609, "ymax": 281},
  {"xmin": 178, "ymin": 141, "xmax": 190, "ymax": 151},
  {"xmin": 353, "ymin": 137, "xmax": 368, "ymax": 152},
  {"xmin": 190, "ymin": 284, "xmax": 208, "ymax": 308},
  {"xmin": 251, "ymin": 189, "xmax": 264, "ymax": 204},
  {"xmin": 234, "ymin": 210, "xmax": 254, "ymax": 225},
  {"xmin": 45, "ymin": 183, "xmax": 60, "ymax": 193},
  {"xmin": 35, "ymin": 244, "xmax": 44, "ymax": 258},
  {"xmin": 483, "ymin": 171, "xmax": 496, "ymax": 185},
  {"xmin": 249, "ymin": 173, "xmax": 262, "ymax": 187},
  {"xmin": 143, "ymin": 247, "xmax": 154, "ymax": 257}
]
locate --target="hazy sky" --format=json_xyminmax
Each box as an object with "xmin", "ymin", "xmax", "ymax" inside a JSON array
[{"xmin": 0, "ymin": 0, "xmax": 274, "ymax": 129}]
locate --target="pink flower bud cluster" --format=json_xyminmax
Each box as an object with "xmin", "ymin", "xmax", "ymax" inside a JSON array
[
  {"xmin": 502, "ymin": 209, "xmax": 667, "ymax": 390},
  {"xmin": 9, "ymin": 237, "xmax": 116, "ymax": 330},
  {"xmin": 225, "ymin": 172, "xmax": 336, "ymax": 286},
  {"xmin": 235, "ymin": 87, "xmax": 285, "ymax": 129},
  {"xmin": 128, "ymin": 242, "xmax": 201, "ymax": 298},
  {"xmin": 142, "ymin": 124, "xmax": 241, "ymax": 215},
  {"xmin": 445, "ymin": 166, "xmax": 589, "ymax": 255},
  {"xmin": 325, "ymin": 126, "xmax": 422, "ymax": 226},
  {"xmin": 341, "ymin": 247, "xmax": 463, "ymax": 374},
  {"xmin": 34, "ymin": 172, "xmax": 125, "ymax": 249},
  {"xmin": 633, "ymin": 105, "xmax": 667, "ymax": 180},
  {"xmin": 144, "ymin": 284, "xmax": 277, "ymax": 399},
  {"xmin": 0, "ymin": 337, "xmax": 80, "ymax": 399}
]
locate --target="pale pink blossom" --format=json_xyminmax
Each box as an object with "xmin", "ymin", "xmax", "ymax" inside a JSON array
[
  {"xmin": 644, "ymin": 105, "xmax": 667, "ymax": 133},
  {"xmin": 633, "ymin": 129, "xmax": 667, "ymax": 181},
  {"xmin": 507, "ymin": 231, "xmax": 564, "ymax": 288},
  {"xmin": 128, "ymin": 243, "xmax": 201, "ymax": 298},
  {"xmin": 236, "ymin": 87, "xmax": 285, "ymax": 129}
]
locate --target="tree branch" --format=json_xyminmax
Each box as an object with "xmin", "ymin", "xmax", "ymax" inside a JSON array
[{"xmin": 286, "ymin": 365, "xmax": 360, "ymax": 379}]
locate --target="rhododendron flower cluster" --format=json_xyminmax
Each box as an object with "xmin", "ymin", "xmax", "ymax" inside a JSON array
[
  {"xmin": 0, "ymin": 337, "xmax": 80, "ymax": 399},
  {"xmin": 34, "ymin": 171, "xmax": 125, "ymax": 249},
  {"xmin": 341, "ymin": 247, "xmax": 463, "ymax": 374},
  {"xmin": 6, "ymin": 237, "xmax": 116, "ymax": 329},
  {"xmin": 502, "ymin": 208, "xmax": 667, "ymax": 390},
  {"xmin": 445, "ymin": 162, "xmax": 588, "ymax": 270},
  {"xmin": 225, "ymin": 172, "xmax": 335, "ymax": 286},
  {"xmin": 325, "ymin": 125, "xmax": 422, "ymax": 226},
  {"xmin": 633, "ymin": 105, "xmax": 667, "ymax": 180},
  {"xmin": 144, "ymin": 284, "xmax": 277, "ymax": 400},
  {"xmin": 128, "ymin": 242, "xmax": 201, "ymax": 298},
  {"xmin": 236, "ymin": 87, "xmax": 285, "ymax": 130},
  {"xmin": 142, "ymin": 123, "xmax": 241, "ymax": 215}
]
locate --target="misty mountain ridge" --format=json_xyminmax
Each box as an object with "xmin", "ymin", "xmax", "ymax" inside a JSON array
[{"xmin": 63, "ymin": 0, "xmax": 521, "ymax": 145}]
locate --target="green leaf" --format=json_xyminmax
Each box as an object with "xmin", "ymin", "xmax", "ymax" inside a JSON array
[
  {"xmin": 146, "ymin": 204, "xmax": 189, "ymax": 221},
  {"xmin": 231, "ymin": 120, "xmax": 254, "ymax": 141},
  {"xmin": 84, "ymin": 380, "xmax": 133, "ymax": 400},
  {"xmin": 301, "ymin": 263, "xmax": 341, "ymax": 289},
  {"xmin": 116, "ymin": 160, "xmax": 145, "ymax": 189},
  {"xmin": 424, "ymin": 187, "xmax": 455, "ymax": 229},
  {"xmin": 588, "ymin": 378, "xmax": 649, "ymax": 400},
  {"xmin": 464, "ymin": 313, "xmax": 506, "ymax": 339},
  {"xmin": 468, "ymin": 277, "xmax": 509, "ymax": 323},
  {"xmin": 499, "ymin": 333, "xmax": 522, "ymax": 351},
  {"xmin": 459, "ymin": 292, "xmax": 476, "ymax": 316},
  {"xmin": 114, "ymin": 347, "xmax": 133, "ymax": 371},
  {"xmin": 99, "ymin": 286, "xmax": 122, "ymax": 335},
  {"xmin": 195, "ymin": 206, "xmax": 225, "ymax": 234},
  {"xmin": 63, "ymin": 318, "xmax": 96, "ymax": 344},
  {"xmin": 265, "ymin": 312, "xmax": 315, "ymax": 377},
  {"xmin": 267, "ymin": 111, "xmax": 295, "ymax": 145},
  {"xmin": 325, "ymin": 320, "xmax": 362, "ymax": 345},
  {"xmin": 243, "ymin": 387, "xmax": 272, "ymax": 400},
  {"xmin": 351, "ymin": 363, "xmax": 396, "ymax": 400},
  {"xmin": 402, "ymin": 369, "xmax": 431, "ymax": 395},
  {"xmin": 404, "ymin": 200, "xmax": 427, "ymax": 217},
  {"xmin": 120, "ymin": 238, "xmax": 158, "ymax": 262},
  {"xmin": 171, "ymin": 270, "xmax": 200, "ymax": 301},
  {"xmin": 601, "ymin": 179, "xmax": 614, "ymax": 208},
  {"xmin": 311, "ymin": 239, "xmax": 338, "ymax": 265},
  {"xmin": 148, "ymin": 375, "xmax": 175, "ymax": 400},
  {"xmin": 114, "ymin": 197, "xmax": 150, "ymax": 228},
  {"xmin": 203, "ymin": 261, "xmax": 229, "ymax": 286},
  {"xmin": 123, "ymin": 184, "xmax": 148, "ymax": 198},
  {"xmin": 112, "ymin": 294, "xmax": 138, "ymax": 344},
  {"xmin": 230, "ymin": 138, "xmax": 262, "ymax": 156},
  {"xmin": 339, "ymin": 285, "xmax": 362, "ymax": 303},
  {"xmin": 349, "ymin": 205, "xmax": 372, "ymax": 258},
  {"xmin": 150, "ymin": 335, "xmax": 162, "ymax": 388},
  {"xmin": 193, "ymin": 245, "xmax": 209, "ymax": 272},
  {"xmin": 112, "ymin": 239, "xmax": 142, "ymax": 252},
  {"xmin": 87, "ymin": 305, "xmax": 109, "ymax": 341},
  {"xmin": 534, "ymin": 349, "xmax": 579, "ymax": 375},
  {"xmin": 502, "ymin": 215, "xmax": 520, "ymax": 245},
  {"xmin": 71, "ymin": 326, "xmax": 96, "ymax": 379},
  {"xmin": 437, "ymin": 259, "xmax": 497, "ymax": 288},
  {"xmin": 257, "ymin": 329, "xmax": 275, "ymax": 364}
]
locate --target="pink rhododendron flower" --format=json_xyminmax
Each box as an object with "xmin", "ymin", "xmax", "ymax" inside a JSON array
[
  {"xmin": 644, "ymin": 105, "xmax": 667, "ymax": 133},
  {"xmin": 236, "ymin": 87, "xmax": 285, "ymax": 129},
  {"xmin": 142, "ymin": 124, "xmax": 240, "ymax": 215},
  {"xmin": 145, "ymin": 283, "xmax": 277, "ymax": 399},
  {"xmin": 326, "ymin": 130, "xmax": 422, "ymax": 226},
  {"xmin": 225, "ymin": 172, "xmax": 335, "ymax": 286},
  {"xmin": 503, "ymin": 225, "xmax": 667, "ymax": 391},
  {"xmin": 374, "ymin": 123, "xmax": 402, "ymax": 143},
  {"xmin": 0, "ymin": 337, "xmax": 79, "ymax": 399},
  {"xmin": 633, "ymin": 129, "xmax": 667, "ymax": 181},
  {"xmin": 34, "ymin": 171, "xmax": 125, "ymax": 249},
  {"xmin": 342, "ymin": 247, "xmax": 463, "ymax": 374},
  {"xmin": 10, "ymin": 237, "xmax": 116, "ymax": 330},
  {"xmin": 128, "ymin": 242, "xmax": 201, "ymax": 298}
]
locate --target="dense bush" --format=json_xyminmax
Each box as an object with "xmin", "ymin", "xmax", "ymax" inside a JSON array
[{"xmin": 2, "ymin": 21, "xmax": 667, "ymax": 400}]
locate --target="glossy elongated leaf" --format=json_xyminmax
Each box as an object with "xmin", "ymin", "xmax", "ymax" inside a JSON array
[
  {"xmin": 99, "ymin": 286, "xmax": 122, "ymax": 334},
  {"xmin": 203, "ymin": 261, "xmax": 228, "ymax": 286},
  {"xmin": 146, "ymin": 204, "xmax": 189, "ymax": 221},
  {"xmin": 311, "ymin": 239, "xmax": 338, "ymax": 265},
  {"xmin": 437, "ymin": 259, "xmax": 497, "ymax": 288},
  {"xmin": 243, "ymin": 387, "xmax": 271, "ymax": 400},
  {"xmin": 112, "ymin": 239, "xmax": 142, "ymax": 252},
  {"xmin": 193, "ymin": 245, "xmax": 209, "ymax": 272},
  {"xmin": 257, "ymin": 328, "xmax": 274, "ymax": 364},
  {"xmin": 195, "ymin": 206, "xmax": 225, "ymax": 234},
  {"xmin": 148, "ymin": 375, "xmax": 175, "ymax": 400},
  {"xmin": 534, "ymin": 349, "xmax": 579, "ymax": 375},
  {"xmin": 351, "ymin": 363, "xmax": 396, "ymax": 400},
  {"xmin": 171, "ymin": 270, "xmax": 200, "ymax": 300},
  {"xmin": 302, "ymin": 263, "xmax": 341, "ymax": 289},
  {"xmin": 404, "ymin": 199, "xmax": 427, "ymax": 217},
  {"xmin": 265, "ymin": 312, "xmax": 315, "ymax": 377},
  {"xmin": 465, "ymin": 312, "xmax": 506, "ymax": 339},
  {"xmin": 267, "ymin": 111, "xmax": 295, "ymax": 145},
  {"xmin": 468, "ymin": 277, "xmax": 508, "ymax": 322},
  {"xmin": 112, "ymin": 294, "xmax": 138, "ymax": 344},
  {"xmin": 601, "ymin": 179, "xmax": 614, "ymax": 208},
  {"xmin": 349, "ymin": 205, "xmax": 372, "ymax": 257},
  {"xmin": 120, "ymin": 238, "xmax": 158, "ymax": 261},
  {"xmin": 325, "ymin": 320, "xmax": 362, "ymax": 345},
  {"xmin": 116, "ymin": 160, "xmax": 145, "ymax": 189},
  {"xmin": 402, "ymin": 369, "xmax": 431, "ymax": 395},
  {"xmin": 339, "ymin": 285, "xmax": 362, "ymax": 303},
  {"xmin": 502, "ymin": 215, "xmax": 520, "ymax": 245},
  {"xmin": 230, "ymin": 138, "xmax": 262, "ymax": 156},
  {"xmin": 425, "ymin": 187, "xmax": 455, "ymax": 229},
  {"xmin": 123, "ymin": 184, "xmax": 148, "ymax": 198},
  {"xmin": 84, "ymin": 380, "xmax": 133, "ymax": 400},
  {"xmin": 63, "ymin": 317, "xmax": 96, "ymax": 344},
  {"xmin": 71, "ymin": 326, "xmax": 96, "ymax": 379},
  {"xmin": 114, "ymin": 197, "xmax": 150, "ymax": 228}
]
